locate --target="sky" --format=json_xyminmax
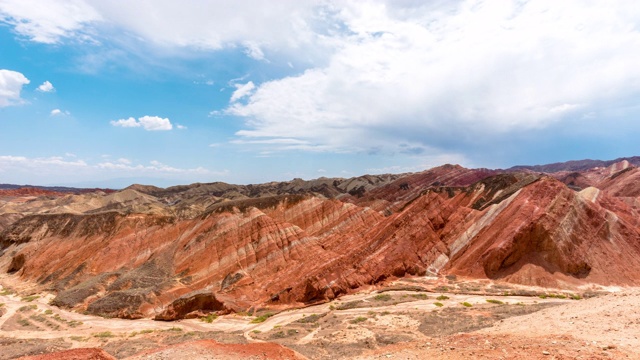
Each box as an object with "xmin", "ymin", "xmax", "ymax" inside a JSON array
[{"xmin": 1, "ymin": 0, "xmax": 640, "ymax": 188}]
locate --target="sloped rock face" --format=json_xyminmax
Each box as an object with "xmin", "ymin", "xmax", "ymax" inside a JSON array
[{"xmin": 2, "ymin": 162, "xmax": 640, "ymax": 319}]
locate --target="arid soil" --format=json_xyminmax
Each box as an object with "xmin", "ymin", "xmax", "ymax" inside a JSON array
[
  {"xmin": 2, "ymin": 277, "xmax": 639, "ymax": 359},
  {"xmin": 2, "ymin": 159, "xmax": 640, "ymax": 358}
]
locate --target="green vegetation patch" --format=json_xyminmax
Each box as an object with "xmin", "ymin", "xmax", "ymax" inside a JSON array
[
  {"xmin": 373, "ymin": 293, "xmax": 392, "ymax": 301},
  {"xmin": 251, "ymin": 312, "xmax": 274, "ymax": 323},
  {"xmin": 350, "ymin": 316, "xmax": 368, "ymax": 324},
  {"xmin": 93, "ymin": 331, "xmax": 115, "ymax": 338},
  {"xmin": 461, "ymin": 302, "xmax": 473, "ymax": 307},
  {"xmin": 433, "ymin": 302, "xmax": 444, "ymax": 307},
  {"xmin": 486, "ymin": 299, "xmax": 504, "ymax": 305},
  {"xmin": 436, "ymin": 295, "xmax": 449, "ymax": 301},
  {"xmin": 200, "ymin": 313, "xmax": 218, "ymax": 323},
  {"xmin": 21, "ymin": 295, "xmax": 40, "ymax": 302}
]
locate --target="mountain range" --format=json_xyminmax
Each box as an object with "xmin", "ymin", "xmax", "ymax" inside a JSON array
[{"xmin": 1, "ymin": 157, "xmax": 640, "ymax": 320}]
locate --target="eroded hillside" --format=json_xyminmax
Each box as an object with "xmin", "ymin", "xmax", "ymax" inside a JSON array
[{"xmin": 1, "ymin": 161, "xmax": 640, "ymax": 321}]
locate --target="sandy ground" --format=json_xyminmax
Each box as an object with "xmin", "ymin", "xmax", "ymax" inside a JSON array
[{"xmin": 2, "ymin": 276, "xmax": 640, "ymax": 359}]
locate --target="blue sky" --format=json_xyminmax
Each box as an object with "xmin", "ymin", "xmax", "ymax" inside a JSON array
[{"xmin": 1, "ymin": 0, "xmax": 639, "ymax": 188}]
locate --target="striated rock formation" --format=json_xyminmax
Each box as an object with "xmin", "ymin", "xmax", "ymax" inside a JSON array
[{"xmin": 2, "ymin": 160, "xmax": 640, "ymax": 319}]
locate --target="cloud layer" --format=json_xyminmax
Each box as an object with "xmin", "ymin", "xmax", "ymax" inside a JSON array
[{"xmin": 226, "ymin": 1, "xmax": 640, "ymax": 155}]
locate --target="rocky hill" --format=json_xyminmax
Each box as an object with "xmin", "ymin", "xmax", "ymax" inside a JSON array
[{"xmin": 1, "ymin": 159, "xmax": 640, "ymax": 320}]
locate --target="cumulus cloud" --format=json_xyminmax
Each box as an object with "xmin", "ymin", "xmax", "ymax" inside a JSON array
[
  {"xmin": 37, "ymin": 80, "xmax": 54, "ymax": 92},
  {"xmin": 0, "ymin": 69, "xmax": 30, "ymax": 107},
  {"xmin": 225, "ymin": 0, "xmax": 640, "ymax": 155},
  {"xmin": 110, "ymin": 115, "xmax": 173, "ymax": 131},
  {"xmin": 0, "ymin": 0, "xmax": 101, "ymax": 43},
  {"xmin": 0, "ymin": 1, "xmax": 323, "ymax": 60}
]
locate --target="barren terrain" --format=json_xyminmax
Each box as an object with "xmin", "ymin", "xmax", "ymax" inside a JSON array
[
  {"xmin": 2, "ymin": 158, "xmax": 640, "ymax": 358},
  {"xmin": 2, "ymin": 275, "xmax": 638, "ymax": 359}
]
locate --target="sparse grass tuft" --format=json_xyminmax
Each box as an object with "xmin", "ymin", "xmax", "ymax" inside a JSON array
[
  {"xmin": 21, "ymin": 295, "xmax": 40, "ymax": 302},
  {"xmin": 18, "ymin": 304, "xmax": 37, "ymax": 312},
  {"xmin": 164, "ymin": 327, "xmax": 183, "ymax": 332},
  {"xmin": 93, "ymin": 331, "xmax": 115, "ymax": 338},
  {"xmin": 486, "ymin": 299, "xmax": 504, "ymax": 305},
  {"xmin": 350, "ymin": 316, "xmax": 367, "ymax": 324},
  {"xmin": 69, "ymin": 336, "xmax": 88, "ymax": 342},
  {"xmin": 434, "ymin": 302, "xmax": 444, "ymax": 307},
  {"xmin": 18, "ymin": 319, "xmax": 31, "ymax": 327},
  {"xmin": 200, "ymin": 313, "xmax": 218, "ymax": 323},
  {"xmin": 570, "ymin": 294, "xmax": 582, "ymax": 300},
  {"xmin": 410, "ymin": 293, "xmax": 428, "ymax": 300},
  {"xmin": 252, "ymin": 330, "xmax": 261, "ymax": 334},
  {"xmin": 44, "ymin": 309, "xmax": 53, "ymax": 315},
  {"xmin": 373, "ymin": 294, "xmax": 392, "ymax": 301},
  {"xmin": 0, "ymin": 289, "xmax": 14, "ymax": 296},
  {"xmin": 436, "ymin": 295, "xmax": 449, "ymax": 301},
  {"xmin": 139, "ymin": 329, "xmax": 154, "ymax": 334},
  {"xmin": 251, "ymin": 313, "xmax": 274, "ymax": 323},
  {"xmin": 461, "ymin": 302, "xmax": 473, "ymax": 307}
]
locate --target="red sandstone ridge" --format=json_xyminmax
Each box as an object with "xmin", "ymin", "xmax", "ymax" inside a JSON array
[
  {"xmin": 0, "ymin": 187, "xmax": 63, "ymax": 198},
  {"xmin": 1, "ymin": 160, "xmax": 640, "ymax": 319}
]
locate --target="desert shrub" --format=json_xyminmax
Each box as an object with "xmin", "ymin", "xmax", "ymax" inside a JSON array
[
  {"xmin": 93, "ymin": 331, "xmax": 114, "ymax": 338},
  {"xmin": 570, "ymin": 294, "xmax": 582, "ymax": 300},
  {"xmin": 486, "ymin": 299, "xmax": 504, "ymax": 305},
  {"xmin": 433, "ymin": 302, "xmax": 444, "ymax": 307},
  {"xmin": 350, "ymin": 316, "xmax": 367, "ymax": 324},
  {"xmin": 461, "ymin": 302, "xmax": 472, "ymax": 307},
  {"xmin": 251, "ymin": 313, "xmax": 274, "ymax": 323},
  {"xmin": 44, "ymin": 309, "xmax": 53, "ymax": 315},
  {"xmin": 164, "ymin": 327, "xmax": 183, "ymax": 332},
  {"xmin": 200, "ymin": 313, "xmax": 218, "ymax": 323},
  {"xmin": 411, "ymin": 293, "xmax": 428, "ymax": 300},
  {"xmin": 436, "ymin": 295, "xmax": 449, "ymax": 301},
  {"xmin": 21, "ymin": 295, "xmax": 40, "ymax": 302},
  {"xmin": 373, "ymin": 294, "xmax": 392, "ymax": 301}
]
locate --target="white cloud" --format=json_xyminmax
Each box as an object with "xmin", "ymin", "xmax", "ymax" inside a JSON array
[
  {"xmin": 110, "ymin": 117, "xmax": 139, "ymax": 128},
  {"xmin": 110, "ymin": 115, "xmax": 173, "ymax": 131},
  {"xmin": 0, "ymin": 69, "xmax": 29, "ymax": 107},
  {"xmin": 243, "ymin": 41, "xmax": 265, "ymax": 61},
  {"xmin": 230, "ymin": 81, "xmax": 256, "ymax": 102},
  {"xmin": 138, "ymin": 115, "xmax": 172, "ymax": 131},
  {"xmin": 176, "ymin": 124, "xmax": 186, "ymax": 130},
  {"xmin": 0, "ymin": 153, "xmax": 227, "ymax": 185},
  {"xmin": 96, "ymin": 159, "xmax": 216, "ymax": 175},
  {"xmin": 37, "ymin": 80, "xmax": 54, "ymax": 92},
  {"xmin": 0, "ymin": 0, "xmax": 101, "ymax": 44},
  {"xmin": 50, "ymin": 108, "xmax": 70, "ymax": 116},
  {"xmin": 224, "ymin": 0, "xmax": 640, "ymax": 156},
  {"xmin": 0, "ymin": 155, "xmax": 87, "ymax": 169}
]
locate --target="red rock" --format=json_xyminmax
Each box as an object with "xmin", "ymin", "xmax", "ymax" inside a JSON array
[
  {"xmin": 16, "ymin": 348, "xmax": 116, "ymax": 360},
  {"xmin": 2, "ymin": 163, "xmax": 640, "ymax": 318}
]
